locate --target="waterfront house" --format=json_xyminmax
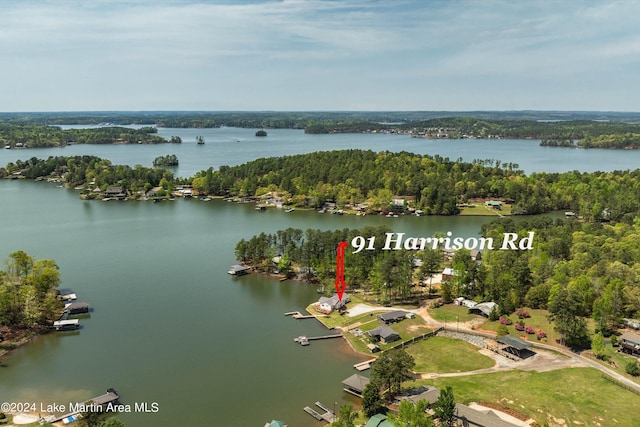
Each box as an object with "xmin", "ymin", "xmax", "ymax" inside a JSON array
[
  {"xmin": 468, "ymin": 301, "xmax": 497, "ymax": 317},
  {"xmin": 454, "ymin": 403, "xmax": 522, "ymax": 427},
  {"xmin": 104, "ymin": 186, "xmax": 126, "ymax": 199},
  {"xmin": 484, "ymin": 200, "xmax": 503, "ymax": 209},
  {"xmin": 378, "ymin": 310, "xmax": 409, "ymax": 324},
  {"xmin": 396, "ymin": 386, "xmax": 440, "ymax": 407},
  {"xmin": 620, "ymin": 331, "xmax": 640, "ymax": 356},
  {"xmin": 342, "ymin": 373, "xmax": 370, "ymax": 397},
  {"xmin": 368, "ymin": 325, "xmax": 400, "ymax": 344},
  {"xmin": 315, "ymin": 293, "xmax": 349, "ymax": 314},
  {"xmin": 364, "ymin": 414, "xmax": 397, "ymax": 427}
]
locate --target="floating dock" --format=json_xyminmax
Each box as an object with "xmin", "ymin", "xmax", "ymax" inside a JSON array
[
  {"xmin": 353, "ymin": 359, "xmax": 377, "ymax": 371},
  {"xmin": 303, "ymin": 401, "xmax": 335, "ymax": 423}
]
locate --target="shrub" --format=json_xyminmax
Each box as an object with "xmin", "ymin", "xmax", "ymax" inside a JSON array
[
  {"xmin": 514, "ymin": 322, "xmax": 525, "ymax": 332},
  {"xmin": 497, "ymin": 324, "xmax": 509, "ymax": 337},
  {"xmin": 625, "ymin": 360, "xmax": 640, "ymax": 377},
  {"xmin": 610, "ymin": 335, "xmax": 618, "ymax": 347},
  {"xmin": 536, "ymin": 329, "xmax": 547, "ymax": 340},
  {"xmin": 515, "ymin": 308, "xmax": 531, "ymax": 319},
  {"xmin": 525, "ymin": 325, "xmax": 535, "ymax": 334},
  {"xmin": 499, "ymin": 316, "xmax": 512, "ymax": 325}
]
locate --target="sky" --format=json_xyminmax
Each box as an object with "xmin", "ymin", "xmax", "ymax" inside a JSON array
[{"xmin": 1, "ymin": 0, "xmax": 639, "ymax": 112}]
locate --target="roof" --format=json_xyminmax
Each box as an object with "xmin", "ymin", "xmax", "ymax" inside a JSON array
[
  {"xmin": 455, "ymin": 403, "xmax": 522, "ymax": 427},
  {"xmin": 65, "ymin": 301, "xmax": 90, "ymax": 310},
  {"xmin": 342, "ymin": 374, "xmax": 370, "ymax": 392},
  {"xmin": 228, "ymin": 264, "xmax": 250, "ymax": 272},
  {"xmin": 318, "ymin": 293, "xmax": 349, "ymax": 308},
  {"xmin": 469, "ymin": 301, "xmax": 497, "ymax": 316},
  {"xmin": 497, "ymin": 335, "xmax": 532, "ymax": 351},
  {"xmin": 364, "ymin": 414, "xmax": 397, "ymax": 427},
  {"xmin": 621, "ymin": 331, "xmax": 640, "ymax": 343},
  {"xmin": 53, "ymin": 319, "xmax": 79, "ymax": 326},
  {"xmin": 368, "ymin": 325, "xmax": 400, "ymax": 340},
  {"xmin": 264, "ymin": 421, "xmax": 286, "ymax": 427},
  {"xmin": 378, "ymin": 310, "xmax": 408, "ymax": 322},
  {"xmin": 397, "ymin": 386, "xmax": 441, "ymax": 405}
]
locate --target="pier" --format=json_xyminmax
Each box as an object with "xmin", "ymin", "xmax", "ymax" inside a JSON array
[
  {"xmin": 303, "ymin": 401, "xmax": 336, "ymax": 423},
  {"xmin": 353, "ymin": 358, "xmax": 377, "ymax": 371},
  {"xmin": 284, "ymin": 311, "xmax": 315, "ymax": 319},
  {"xmin": 294, "ymin": 334, "xmax": 342, "ymax": 346},
  {"xmin": 47, "ymin": 388, "xmax": 119, "ymax": 423}
]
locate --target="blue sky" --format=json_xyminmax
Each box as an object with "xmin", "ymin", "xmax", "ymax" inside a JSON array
[{"xmin": 1, "ymin": 0, "xmax": 639, "ymax": 111}]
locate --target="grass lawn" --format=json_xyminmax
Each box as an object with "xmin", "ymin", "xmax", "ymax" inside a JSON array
[
  {"xmin": 458, "ymin": 203, "xmax": 513, "ymax": 216},
  {"xmin": 584, "ymin": 339, "xmax": 640, "ymax": 385},
  {"xmin": 480, "ymin": 308, "xmax": 557, "ymax": 345},
  {"xmin": 428, "ymin": 304, "xmax": 481, "ymax": 323},
  {"xmin": 406, "ymin": 336, "xmax": 495, "ymax": 373},
  {"xmin": 412, "ymin": 367, "xmax": 640, "ymax": 426}
]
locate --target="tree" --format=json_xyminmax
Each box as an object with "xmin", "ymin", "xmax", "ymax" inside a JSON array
[
  {"xmin": 548, "ymin": 284, "xmax": 590, "ymax": 348},
  {"xmin": 362, "ymin": 383, "xmax": 385, "ymax": 417},
  {"xmin": 370, "ymin": 348, "xmax": 415, "ymax": 397},
  {"xmin": 419, "ymin": 249, "xmax": 441, "ymax": 295},
  {"xmin": 387, "ymin": 399, "xmax": 434, "ymax": 427},
  {"xmin": 332, "ymin": 404, "xmax": 357, "ymax": 427},
  {"xmin": 433, "ymin": 386, "xmax": 456, "ymax": 427},
  {"xmin": 591, "ymin": 331, "xmax": 606, "ymax": 360}
]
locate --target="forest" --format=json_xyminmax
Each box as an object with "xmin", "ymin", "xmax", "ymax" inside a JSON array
[
  {"xmin": 0, "ymin": 250, "xmax": 63, "ymax": 328},
  {"xmin": 190, "ymin": 149, "xmax": 640, "ymax": 220},
  {"xmin": 0, "ymin": 123, "xmax": 168, "ymax": 148},
  {"xmin": 236, "ymin": 216, "xmax": 640, "ymax": 349}
]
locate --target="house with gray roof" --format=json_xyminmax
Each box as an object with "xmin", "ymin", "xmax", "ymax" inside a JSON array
[
  {"xmin": 468, "ymin": 301, "xmax": 497, "ymax": 317},
  {"xmin": 368, "ymin": 325, "xmax": 400, "ymax": 344},
  {"xmin": 378, "ymin": 310, "xmax": 409, "ymax": 324},
  {"xmin": 454, "ymin": 403, "xmax": 522, "ymax": 427},
  {"xmin": 342, "ymin": 373, "xmax": 370, "ymax": 397},
  {"xmin": 621, "ymin": 331, "xmax": 640, "ymax": 356}
]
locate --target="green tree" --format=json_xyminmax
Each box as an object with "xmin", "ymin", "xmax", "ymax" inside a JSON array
[
  {"xmin": 388, "ymin": 399, "xmax": 434, "ymax": 427},
  {"xmin": 370, "ymin": 348, "xmax": 415, "ymax": 397},
  {"xmin": 433, "ymin": 386, "xmax": 456, "ymax": 427},
  {"xmin": 548, "ymin": 285, "xmax": 590, "ymax": 348},
  {"xmin": 362, "ymin": 383, "xmax": 385, "ymax": 417},
  {"xmin": 332, "ymin": 403, "xmax": 357, "ymax": 427},
  {"xmin": 591, "ymin": 331, "xmax": 606, "ymax": 360}
]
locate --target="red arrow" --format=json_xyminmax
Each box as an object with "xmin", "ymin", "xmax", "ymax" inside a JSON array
[{"xmin": 335, "ymin": 241, "xmax": 348, "ymax": 301}]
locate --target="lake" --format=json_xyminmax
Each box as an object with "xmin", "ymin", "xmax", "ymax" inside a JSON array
[{"xmin": 0, "ymin": 129, "xmax": 632, "ymax": 426}]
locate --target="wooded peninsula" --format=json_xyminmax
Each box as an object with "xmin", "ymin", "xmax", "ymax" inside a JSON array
[{"xmin": 4, "ymin": 149, "xmax": 640, "ymax": 221}]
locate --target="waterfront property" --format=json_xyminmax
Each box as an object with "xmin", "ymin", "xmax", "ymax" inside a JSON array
[
  {"xmin": 378, "ymin": 310, "xmax": 410, "ymax": 324},
  {"xmin": 454, "ymin": 403, "xmax": 522, "ymax": 427},
  {"xmin": 314, "ymin": 293, "xmax": 350, "ymax": 314},
  {"xmin": 342, "ymin": 373, "xmax": 370, "ymax": 397},
  {"xmin": 368, "ymin": 325, "xmax": 401, "ymax": 344},
  {"xmin": 620, "ymin": 331, "xmax": 640, "ymax": 356}
]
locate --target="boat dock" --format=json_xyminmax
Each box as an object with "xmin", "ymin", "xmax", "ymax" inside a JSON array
[
  {"xmin": 353, "ymin": 358, "xmax": 377, "ymax": 371},
  {"xmin": 284, "ymin": 311, "xmax": 315, "ymax": 319},
  {"xmin": 294, "ymin": 334, "xmax": 342, "ymax": 346},
  {"xmin": 47, "ymin": 388, "xmax": 119, "ymax": 423},
  {"xmin": 303, "ymin": 401, "xmax": 335, "ymax": 423}
]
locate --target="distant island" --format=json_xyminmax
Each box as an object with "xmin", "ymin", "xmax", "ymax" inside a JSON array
[
  {"xmin": 255, "ymin": 129, "xmax": 267, "ymax": 137},
  {"xmin": 153, "ymin": 154, "xmax": 179, "ymax": 167}
]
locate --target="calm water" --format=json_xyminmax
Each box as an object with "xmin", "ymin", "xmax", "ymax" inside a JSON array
[
  {"xmin": 1, "ymin": 126, "xmax": 639, "ymax": 176},
  {"xmin": 0, "ymin": 129, "xmax": 632, "ymax": 426}
]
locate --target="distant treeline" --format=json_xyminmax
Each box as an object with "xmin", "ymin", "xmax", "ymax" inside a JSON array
[
  {"xmin": 7, "ymin": 150, "xmax": 640, "ymax": 221},
  {"xmin": 0, "ymin": 124, "xmax": 166, "ymax": 148},
  {"xmin": 4, "ymin": 113, "xmax": 640, "ymax": 143}
]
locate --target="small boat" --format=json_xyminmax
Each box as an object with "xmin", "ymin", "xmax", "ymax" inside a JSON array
[
  {"xmin": 285, "ymin": 208, "xmax": 295, "ymax": 213},
  {"xmin": 255, "ymin": 205, "xmax": 266, "ymax": 211}
]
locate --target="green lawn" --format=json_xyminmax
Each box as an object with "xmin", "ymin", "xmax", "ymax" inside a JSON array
[
  {"xmin": 585, "ymin": 339, "xmax": 640, "ymax": 385},
  {"xmin": 479, "ymin": 308, "xmax": 556, "ymax": 344},
  {"xmin": 428, "ymin": 304, "xmax": 481, "ymax": 323},
  {"xmin": 458, "ymin": 203, "xmax": 513, "ymax": 216},
  {"xmin": 412, "ymin": 367, "xmax": 640, "ymax": 426},
  {"xmin": 406, "ymin": 336, "xmax": 495, "ymax": 373}
]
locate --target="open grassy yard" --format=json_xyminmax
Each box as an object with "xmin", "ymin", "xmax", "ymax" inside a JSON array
[
  {"xmin": 458, "ymin": 203, "xmax": 513, "ymax": 216},
  {"xmin": 480, "ymin": 308, "xmax": 557, "ymax": 344},
  {"xmin": 428, "ymin": 303, "xmax": 481, "ymax": 323},
  {"xmin": 413, "ymin": 367, "xmax": 640, "ymax": 426},
  {"xmin": 406, "ymin": 336, "xmax": 495, "ymax": 373},
  {"xmin": 584, "ymin": 339, "xmax": 640, "ymax": 385}
]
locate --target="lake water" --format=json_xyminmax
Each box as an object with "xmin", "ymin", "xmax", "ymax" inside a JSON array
[{"xmin": 0, "ymin": 128, "xmax": 633, "ymax": 426}]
